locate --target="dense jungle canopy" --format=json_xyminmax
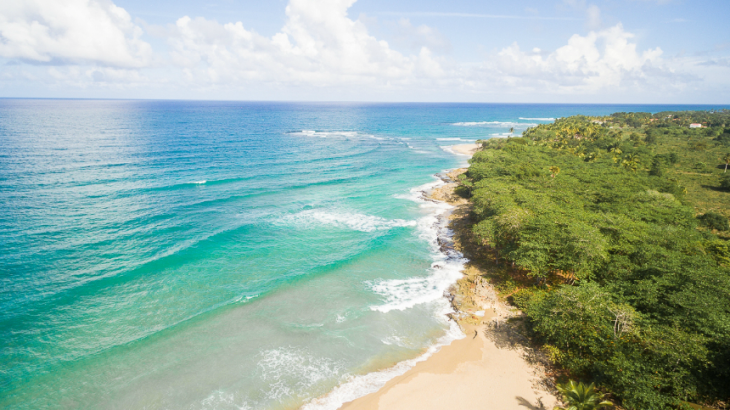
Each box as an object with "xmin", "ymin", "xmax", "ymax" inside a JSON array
[{"xmin": 459, "ymin": 110, "xmax": 730, "ymax": 409}]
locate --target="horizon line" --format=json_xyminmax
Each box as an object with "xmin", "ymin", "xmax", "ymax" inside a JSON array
[{"xmin": 0, "ymin": 97, "xmax": 729, "ymax": 106}]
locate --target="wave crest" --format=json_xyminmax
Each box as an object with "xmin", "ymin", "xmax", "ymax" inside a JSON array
[
  {"xmin": 451, "ymin": 121, "xmax": 537, "ymax": 127},
  {"xmin": 279, "ymin": 209, "xmax": 417, "ymax": 233}
]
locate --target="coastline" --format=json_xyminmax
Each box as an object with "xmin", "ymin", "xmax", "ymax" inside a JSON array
[
  {"xmin": 340, "ymin": 160, "xmax": 558, "ymax": 409},
  {"xmin": 307, "ymin": 143, "xmax": 559, "ymax": 410},
  {"xmin": 449, "ymin": 143, "xmax": 481, "ymax": 157}
]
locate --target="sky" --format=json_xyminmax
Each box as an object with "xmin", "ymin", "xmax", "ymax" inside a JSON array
[{"xmin": 0, "ymin": 0, "xmax": 728, "ymax": 103}]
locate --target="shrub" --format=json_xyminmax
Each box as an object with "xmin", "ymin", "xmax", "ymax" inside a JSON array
[{"xmin": 698, "ymin": 212, "xmax": 729, "ymax": 231}]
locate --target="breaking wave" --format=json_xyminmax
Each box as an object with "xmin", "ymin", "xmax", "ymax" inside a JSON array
[
  {"xmin": 302, "ymin": 175, "xmax": 468, "ymax": 410},
  {"xmin": 278, "ymin": 209, "xmax": 417, "ymax": 233},
  {"xmin": 451, "ymin": 120, "xmax": 537, "ymax": 127}
]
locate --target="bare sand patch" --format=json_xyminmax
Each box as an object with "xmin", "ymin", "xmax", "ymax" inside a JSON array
[{"xmin": 449, "ymin": 143, "xmax": 480, "ymax": 157}]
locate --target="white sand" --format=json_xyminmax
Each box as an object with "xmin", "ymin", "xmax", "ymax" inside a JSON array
[
  {"xmin": 449, "ymin": 143, "xmax": 480, "ymax": 157},
  {"xmin": 340, "ymin": 320, "xmax": 557, "ymax": 410}
]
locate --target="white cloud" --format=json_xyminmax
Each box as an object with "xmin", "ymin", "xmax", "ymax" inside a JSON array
[
  {"xmin": 163, "ymin": 0, "xmax": 446, "ymax": 89},
  {"xmin": 0, "ymin": 0, "xmax": 152, "ymax": 67},
  {"xmin": 491, "ymin": 24, "xmax": 665, "ymax": 93},
  {"xmin": 0, "ymin": 0, "xmax": 726, "ymax": 102}
]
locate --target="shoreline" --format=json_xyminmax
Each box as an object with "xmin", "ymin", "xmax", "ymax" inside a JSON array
[
  {"xmin": 449, "ymin": 143, "xmax": 481, "ymax": 157},
  {"xmin": 339, "ymin": 143, "xmax": 557, "ymax": 410}
]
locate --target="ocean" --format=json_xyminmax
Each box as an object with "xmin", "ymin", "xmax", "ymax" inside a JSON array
[{"xmin": 0, "ymin": 100, "xmax": 724, "ymax": 409}]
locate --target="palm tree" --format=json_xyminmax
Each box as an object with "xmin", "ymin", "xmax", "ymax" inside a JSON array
[
  {"xmin": 621, "ymin": 154, "xmax": 639, "ymax": 172},
  {"xmin": 609, "ymin": 148, "xmax": 622, "ymax": 163},
  {"xmin": 509, "ymin": 127, "xmax": 514, "ymax": 136},
  {"xmin": 723, "ymin": 153, "xmax": 730, "ymax": 173},
  {"xmin": 554, "ymin": 381, "xmax": 612, "ymax": 410}
]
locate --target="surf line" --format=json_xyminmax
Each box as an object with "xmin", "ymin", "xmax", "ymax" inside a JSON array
[{"xmin": 302, "ymin": 167, "xmax": 471, "ymax": 410}]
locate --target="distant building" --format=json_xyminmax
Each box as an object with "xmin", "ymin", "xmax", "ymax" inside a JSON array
[{"xmin": 689, "ymin": 123, "xmax": 702, "ymax": 128}]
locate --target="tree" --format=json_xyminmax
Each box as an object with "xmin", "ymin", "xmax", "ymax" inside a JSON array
[
  {"xmin": 721, "ymin": 173, "xmax": 730, "ymax": 190},
  {"xmin": 621, "ymin": 154, "xmax": 640, "ymax": 172},
  {"xmin": 649, "ymin": 157, "xmax": 663, "ymax": 176},
  {"xmin": 554, "ymin": 381, "xmax": 613, "ymax": 410},
  {"xmin": 698, "ymin": 212, "xmax": 729, "ymax": 231},
  {"xmin": 645, "ymin": 130, "xmax": 657, "ymax": 144},
  {"xmin": 723, "ymin": 153, "xmax": 730, "ymax": 172},
  {"xmin": 550, "ymin": 166, "xmax": 561, "ymax": 178},
  {"xmin": 610, "ymin": 148, "xmax": 622, "ymax": 163}
]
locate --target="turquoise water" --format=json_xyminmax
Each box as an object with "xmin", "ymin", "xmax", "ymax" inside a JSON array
[{"xmin": 1, "ymin": 101, "xmax": 725, "ymax": 409}]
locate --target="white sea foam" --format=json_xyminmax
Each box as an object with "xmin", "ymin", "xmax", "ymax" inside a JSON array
[
  {"xmin": 301, "ymin": 319, "xmax": 464, "ymax": 410},
  {"xmin": 435, "ymin": 138, "xmax": 476, "ymax": 141},
  {"xmin": 193, "ymin": 180, "xmax": 207, "ymax": 184},
  {"xmin": 279, "ymin": 209, "xmax": 417, "ymax": 233},
  {"xmin": 258, "ymin": 347, "xmax": 345, "ymax": 402},
  {"xmin": 289, "ymin": 130, "xmax": 366, "ymax": 139},
  {"xmin": 199, "ymin": 390, "xmax": 251, "ymax": 410},
  {"xmin": 370, "ymin": 178, "xmax": 467, "ymax": 313},
  {"xmin": 439, "ymin": 145, "xmax": 457, "ymax": 155},
  {"xmin": 302, "ymin": 176, "xmax": 468, "ymax": 410},
  {"xmin": 438, "ymin": 144, "xmax": 476, "ymax": 158},
  {"xmin": 232, "ymin": 294, "xmax": 258, "ymax": 304},
  {"xmin": 451, "ymin": 121, "xmax": 537, "ymax": 127},
  {"xmin": 519, "ymin": 117, "xmax": 555, "ymax": 121}
]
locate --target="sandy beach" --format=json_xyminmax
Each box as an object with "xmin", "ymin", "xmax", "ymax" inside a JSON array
[
  {"xmin": 339, "ymin": 144, "xmax": 558, "ymax": 410},
  {"xmin": 449, "ymin": 143, "xmax": 481, "ymax": 157}
]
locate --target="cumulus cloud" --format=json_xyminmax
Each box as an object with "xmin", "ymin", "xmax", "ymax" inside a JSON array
[
  {"xmin": 0, "ymin": 0, "xmax": 152, "ymax": 67},
  {"xmin": 491, "ymin": 24, "xmax": 664, "ymax": 93},
  {"xmin": 0, "ymin": 0, "xmax": 726, "ymax": 101},
  {"xmin": 166, "ymin": 0, "xmax": 444, "ymax": 87}
]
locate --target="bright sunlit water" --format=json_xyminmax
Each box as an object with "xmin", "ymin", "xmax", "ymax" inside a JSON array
[{"xmin": 0, "ymin": 100, "xmax": 721, "ymax": 409}]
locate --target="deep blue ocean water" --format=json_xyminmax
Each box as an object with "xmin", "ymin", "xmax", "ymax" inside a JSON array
[{"xmin": 1, "ymin": 100, "xmax": 726, "ymax": 409}]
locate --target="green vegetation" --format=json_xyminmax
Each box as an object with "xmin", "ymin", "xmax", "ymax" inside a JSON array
[
  {"xmin": 460, "ymin": 110, "xmax": 730, "ymax": 409},
  {"xmin": 555, "ymin": 380, "xmax": 613, "ymax": 410},
  {"xmin": 698, "ymin": 212, "xmax": 729, "ymax": 232}
]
